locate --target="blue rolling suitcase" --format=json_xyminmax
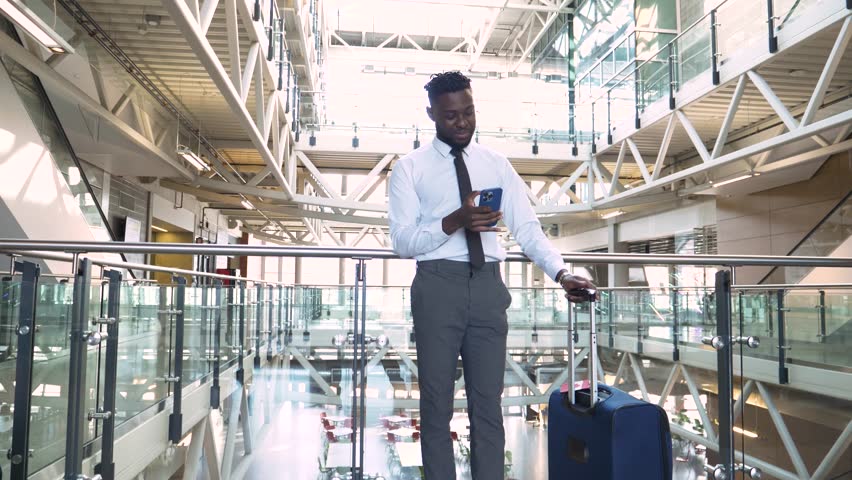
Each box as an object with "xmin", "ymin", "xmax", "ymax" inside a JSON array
[{"xmin": 548, "ymin": 290, "xmax": 672, "ymax": 480}]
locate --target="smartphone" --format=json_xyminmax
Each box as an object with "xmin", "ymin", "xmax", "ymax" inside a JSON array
[{"xmin": 477, "ymin": 187, "xmax": 503, "ymax": 227}]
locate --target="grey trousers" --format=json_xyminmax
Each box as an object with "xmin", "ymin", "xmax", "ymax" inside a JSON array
[{"xmin": 411, "ymin": 260, "xmax": 512, "ymax": 480}]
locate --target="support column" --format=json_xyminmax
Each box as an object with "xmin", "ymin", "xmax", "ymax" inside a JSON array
[
  {"xmin": 382, "ymin": 259, "xmax": 390, "ymax": 285},
  {"xmin": 607, "ymin": 223, "xmax": 629, "ymax": 288},
  {"xmin": 294, "ymin": 257, "xmax": 303, "ymax": 284}
]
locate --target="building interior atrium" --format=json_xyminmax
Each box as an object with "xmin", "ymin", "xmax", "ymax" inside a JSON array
[{"xmin": 0, "ymin": 0, "xmax": 850, "ymax": 479}]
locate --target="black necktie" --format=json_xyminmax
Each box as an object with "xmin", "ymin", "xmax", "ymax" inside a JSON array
[{"xmin": 451, "ymin": 146, "xmax": 485, "ymax": 269}]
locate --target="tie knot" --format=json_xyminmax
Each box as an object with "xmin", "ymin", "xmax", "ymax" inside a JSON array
[{"xmin": 450, "ymin": 146, "xmax": 464, "ymax": 158}]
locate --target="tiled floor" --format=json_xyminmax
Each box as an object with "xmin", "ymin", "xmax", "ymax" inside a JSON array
[{"xmin": 241, "ymin": 391, "xmax": 708, "ymax": 480}]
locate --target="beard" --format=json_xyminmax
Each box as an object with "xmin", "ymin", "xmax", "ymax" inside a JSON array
[{"xmin": 435, "ymin": 124, "xmax": 474, "ymax": 150}]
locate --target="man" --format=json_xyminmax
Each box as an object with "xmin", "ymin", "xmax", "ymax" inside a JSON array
[{"xmin": 388, "ymin": 71, "xmax": 596, "ymax": 479}]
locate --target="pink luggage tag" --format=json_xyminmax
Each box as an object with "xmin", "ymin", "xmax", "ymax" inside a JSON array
[{"xmin": 560, "ymin": 379, "xmax": 590, "ymax": 393}]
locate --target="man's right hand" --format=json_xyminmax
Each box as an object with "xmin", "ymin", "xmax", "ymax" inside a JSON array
[{"xmin": 443, "ymin": 191, "xmax": 503, "ymax": 235}]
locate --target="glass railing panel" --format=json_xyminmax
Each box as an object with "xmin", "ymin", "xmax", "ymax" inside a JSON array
[
  {"xmin": 270, "ymin": 288, "xmax": 280, "ymax": 355},
  {"xmin": 775, "ymin": 0, "xmax": 838, "ymax": 34},
  {"xmin": 256, "ymin": 288, "xmax": 268, "ymax": 359},
  {"xmin": 219, "ymin": 286, "xmax": 237, "ymax": 368},
  {"xmin": 183, "ymin": 287, "xmax": 212, "ymax": 386},
  {"xmin": 609, "ymin": 76, "xmax": 636, "ymax": 133},
  {"xmin": 675, "ymin": 15, "xmax": 712, "ymax": 89},
  {"xmin": 824, "ymin": 289, "xmax": 851, "ymax": 348},
  {"xmin": 28, "ymin": 282, "xmax": 75, "ymax": 472},
  {"xmin": 245, "ymin": 288, "xmax": 258, "ymax": 358},
  {"xmin": 637, "ymin": 51, "xmax": 670, "ymax": 113},
  {"xmin": 645, "ymin": 290, "xmax": 675, "ymax": 342},
  {"xmin": 115, "ymin": 284, "xmax": 170, "ymax": 428},
  {"xmin": 609, "ymin": 290, "xmax": 642, "ymax": 339},
  {"xmin": 575, "ymin": 102, "xmax": 596, "ymax": 147},
  {"xmin": 0, "ymin": 279, "xmax": 21, "ymax": 476},
  {"xmin": 716, "ymin": 0, "xmax": 766, "ymax": 62},
  {"xmin": 733, "ymin": 291, "xmax": 778, "ymax": 363},
  {"xmin": 783, "ymin": 290, "xmax": 850, "ymax": 370}
]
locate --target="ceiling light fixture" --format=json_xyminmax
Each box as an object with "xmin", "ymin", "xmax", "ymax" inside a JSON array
[
  {"xmin": 0, "ymin": 0, "xmax": 73, "ymax": 54},
  {"xmin": 733, "ymin": 426, "xmax": 758, "ymax": 438},
  {"xmin": 711, "ymin": 173, "xmax": 756, "ymax": 188},
  {"xmin": 151, "ymin": 225, "xmax": 168, "ymax": 233},
  {"xmin": 240, "ymin": 199, "xmax": 255, "ymax": 210},
  {"xmin": 600, "ymin": 210, "xmax": 625, "ymax": 219},
  {"xmin": 176, "ymin": 145, "xmax": 209, "ymax": 172},
  {"xmin": 144, "ymin": 14, "xmax": 161, "ymax": 27}
]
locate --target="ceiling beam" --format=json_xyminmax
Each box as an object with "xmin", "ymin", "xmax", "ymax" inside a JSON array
[
  {"xmin": 469, "ymin": 1, "xmax": 510, "ymax": 70},
  {"xmin": 382, "ymin": 0, "xmax": 574, "ymax": 12},
  {"xmin": 510, "ymin": 0, "xmax": 572, "ymax": 71}
]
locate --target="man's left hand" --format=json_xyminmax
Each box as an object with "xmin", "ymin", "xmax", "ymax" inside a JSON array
[{"xmin": 560, "ymin": 275, "xmax": 598, "ymax": 303}]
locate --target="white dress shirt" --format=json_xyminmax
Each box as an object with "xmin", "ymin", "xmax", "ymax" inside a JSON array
[{"xmin": 389, "ymin": 137, "xmax": 566, "ymax": 281}]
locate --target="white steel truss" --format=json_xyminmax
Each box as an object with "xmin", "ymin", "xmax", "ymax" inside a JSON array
[
  {"xmin": 163, "ymin": 0, "xmax": 294, "ymax": 198},
  {"xmin": 585, "ymin": 12, "xmax": 852, "ymax": 209}
]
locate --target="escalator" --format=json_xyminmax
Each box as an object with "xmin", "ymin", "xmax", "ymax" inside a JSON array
[
  {"xmin": 761, "ymin": 190, "xmax": 852, "ymax": 285},
  {"xmin": 0, "ymin": 18, "xmax": 134, "ymax": 275},
  {"xmin": 761, "ymin": 190, "xmax": 852, "ymax": 345}
]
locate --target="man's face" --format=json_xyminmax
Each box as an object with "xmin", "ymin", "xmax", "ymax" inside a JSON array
[{"xmin": 427, "ymin": 89, "xmax": 476, "ymax": 149}]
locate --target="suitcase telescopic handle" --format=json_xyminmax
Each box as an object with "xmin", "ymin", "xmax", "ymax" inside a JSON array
[{"xmin": 566, "ymin": 288, "xmax": 598, "ymax": 407}]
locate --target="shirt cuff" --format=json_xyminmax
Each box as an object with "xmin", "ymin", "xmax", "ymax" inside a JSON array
[{"xmin": 544, "ymin": 262, "xmax": 567, "ymax": 284}]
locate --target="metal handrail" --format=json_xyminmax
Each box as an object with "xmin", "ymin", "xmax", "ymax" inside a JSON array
[
  {"xmin": 2, "ymin": 240, "xmax": 851, "ymax": 267},
  {"xmin": 3, "ymin": 248, "xmax": 286, "ymax": 287},
  {"xmin": 285, "ymin": 283, "xmax": 852, "ymax": 290}
]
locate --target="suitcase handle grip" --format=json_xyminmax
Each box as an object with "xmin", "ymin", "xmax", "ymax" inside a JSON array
[
  {"xmin": 566, "ymin": 288, "xmax": 597, "ymax": 302},
  {"xmin": 562, "ymin": 385, "xmax": 611, "ymax": 414}
]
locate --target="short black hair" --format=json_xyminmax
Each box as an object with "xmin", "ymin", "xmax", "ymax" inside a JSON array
[{"xmin": 424, "ymin": 71, "xmax": 471, "ymax": 103}]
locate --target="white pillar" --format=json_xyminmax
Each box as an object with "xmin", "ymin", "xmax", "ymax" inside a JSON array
[{"xmin": 607, "ymin": 223, "xmax": 630, "ymax": 287}]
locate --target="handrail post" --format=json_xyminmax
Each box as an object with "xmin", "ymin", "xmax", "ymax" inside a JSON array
[
  {"xmin": 767, "ymin": 0, "xmax": 779, "ymax": 53},
  {"xmin": 350, "ymin": 257, "xmax": 370, "ymax": 480},
  {"xmin": 566, "ymin": 301, "xmax": 576, "ymax": 404},
  {"xmin": 255, "ymin": 284, "xmax": 262, "ymax": 368},
  {"xmin": 606, "ymin": 90, "xmax": 613, "ymax": 144},
  {"xmin": 607, "ymin": 291, "xmax": 614, "ymax": 347},
  {"xmin": 636, "ymin": 290, "xmax": 644, "ymax": 354},
  {"xmin": 9, "ymin": 261, "xmax": 40, "ymax": 480},
  {"xmin": 277, "ymin": 285, "xmax": 284, "ymax": 351},
  {"xmin": 633, "ymin": 63, "xmax": 642, "ymax": 129},
  {"xmin": 168, "ymin": 276, "xmax": 187, "ymax": 443},
  {"xmin": 817, "ymin": 290, "xmax": 826, "ymax": 344},
  {"xmin": 569, "ymin": 13, "xmax": 578, "ymax": 156},
  {"xmin": 776, "ymin": 289, "xmax": 789, "ymax": 384},
  {"xmin": 667, "ymin": 42, "xmax": 676, "ymax": 110},
  {"xmin": 95, "ymin": 269, "xmax": 122, "ymax": 480},
  {"xmin": 715, "ymin": 269, "xmax": 735, "ymax": 479},
  {"xmin": 590, "ymin": 102, "xmax": 597, "ymax": 154},
  {"xmin": 211, "ymin": 280, "xmax": 223, "ymax": 409},
  {"xmin": 266, "ymin": 0, "xmax": 275, "ymax": 61},
  {"xmin": 710, "ymin": 9, "xmax": 721, "ymax": 85},
  {"xmin": 64, "ymin": 258, "xmax": 92, "ymax": 479},
  {"xmin": 672, "ymin": 288, "xmax": 680, "ymax": 362},
  {"xmin": 267, "ymin": 285, "xmax": 274, "ymax": 362},
  {"xmin": 237, "ymin": 281, "xmax": 246, "ymax": 384}
]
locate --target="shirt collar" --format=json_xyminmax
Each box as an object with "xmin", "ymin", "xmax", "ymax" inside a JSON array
[{"xmin": 432, "ymin": 136, "xmax": 471, "ymax": 159}]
